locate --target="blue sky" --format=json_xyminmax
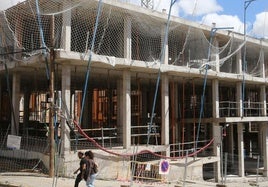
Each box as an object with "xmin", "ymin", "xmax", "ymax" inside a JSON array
[
  {"xmin": 135, "ymin": 0, "xmax": 268, "ymax": 38},
  {"xmin": 1, "ymin": 0, "xmax": 268, "ymax": 38}
]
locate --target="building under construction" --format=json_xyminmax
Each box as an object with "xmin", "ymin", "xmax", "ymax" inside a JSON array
[{"xmin": 1, "ymin": 0, "xmax": 268, "ymax": 184}]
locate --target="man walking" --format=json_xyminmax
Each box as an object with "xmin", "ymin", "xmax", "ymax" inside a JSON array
[{"xmin": 73, "ymin": 151, "xmax": 86, "ymax": 187}]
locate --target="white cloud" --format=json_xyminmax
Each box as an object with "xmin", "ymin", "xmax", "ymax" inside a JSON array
[
  {"xmin": 201, "ymin": 13, "xmax": 244, "ymax": 33},
  {"xmin": 178, "ymin": 0, "xmax": 223, "ymax": 16},
  {"xmin": 0, "ymin": 0, "xmax": 23, "ymax": 11},
  {"xmin": 252, "ymin": 12, "xmax": 268, "ymax": 38}
]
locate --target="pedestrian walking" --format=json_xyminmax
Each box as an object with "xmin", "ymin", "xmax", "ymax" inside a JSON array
[
  {"xmin": 84, "ymin": 150, "xmax": 98, "ymax": 187},
  {"xmin": 73, "ymin": 151, "xmax": 87, "ymax": 187}
]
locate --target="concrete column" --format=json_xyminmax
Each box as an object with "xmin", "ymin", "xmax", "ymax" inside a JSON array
[
  {"xmin": 117, "ymin": 79, "xmax": 123, "ymax": 144},
  {"xmin": 236, "ymin": 82, "xmax": 243, "ymax": 117},
  {"xmin": 11, "ymin": 73, "xmax": 20, "ymax": 135},
  {"xmin": 62, "ymin": 2, "xmax": 71, "ymax": 51},
  {"xmin": 122, "ymin": 15, "xmax": 132, "ymax": 148},
  {"xmin": 170, "ymin": 81, "xmax": 179, "ymax": 144},
  {"xmin": 161, "ymin": 22, "xmax": 168, "ymax": 65},
  {"xmin": 124, "ymin": 16, "xmax": 131, "ymax": 60},
  {"xmin": 161, "ymin": 74, "xmax": 169, "ymax": 148},
  {"xmin": 260, "ymin": 85, "xmax": 266, "ymax": 116},
  {"xmin": 213, "ymin": 124, "xmax": 221, "ymax": 182},
  {"xmin": 212, "ymin": 39, "xmax": 220, "ymax": 72},
  {"xmin": 236, "ymin": 50, "xmax": 243, "ymax": 117},
  {"xmin": 236, "ymin": 49, "xmax": 242, "ymax": 74},
  {"xmin": 122, "ymin": 70, "xmax": 131, "ymax": 148},
  {"xmin": 212, "ymin": 79, "xmax": 219, "ymax": 118},
  {"xmin": 173, "ymin": 83, "xmax": 179, "ymax": 143},
  {"xmin": 61, "ymin": 66, "xmax": 71, "ymax": 153},
  {"xmin": 261, "ymin": 124, "xmax": 268, "ymax": 176},
  {"xmin": 237, "ymin": 123, "xmax": 245, "ymax": 177},
  {"xmin": 260, "ymin": 49, "xmax": 265, "ymax": 78}
]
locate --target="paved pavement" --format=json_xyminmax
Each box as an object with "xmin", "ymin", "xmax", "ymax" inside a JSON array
[{"xmin": 0, "ymin": 172, "xmax": 268, "ymax": 187}]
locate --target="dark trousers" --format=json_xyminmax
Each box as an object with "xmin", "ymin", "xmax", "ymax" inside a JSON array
[{"xmin": 74, "ymin": 172, "xmax": 82, "ymax": 187}]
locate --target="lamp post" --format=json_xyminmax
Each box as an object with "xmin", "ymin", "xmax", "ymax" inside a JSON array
[
  {"xmin": 242, "ymin": 0, "xmax": 257, "ymax": 117},
  {"xmin": 207, "ymin": 26, "xmax": 234, "ymax": 61},
  {"xmin": 244, "ymin": 0, "xmax": 257, "ymax": 40},
  {"xmin": 196, "ymin": 25, "xmax": 233, "ymax": 153}
]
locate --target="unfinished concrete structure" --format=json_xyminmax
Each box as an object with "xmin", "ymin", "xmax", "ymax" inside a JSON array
[{"xmin": 1, "ymin": 0, "xmax": 268, "ymax": 183}]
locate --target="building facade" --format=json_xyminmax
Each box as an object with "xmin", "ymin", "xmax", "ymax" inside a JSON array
[{"xmin": 1, "ymin": 0, "xmax": 268, "ymax": 182}]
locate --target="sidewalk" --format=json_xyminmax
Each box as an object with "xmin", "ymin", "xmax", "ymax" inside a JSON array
[{"xmin": 0, "ymin": 172, "xmax": 267, "ymax": 187}]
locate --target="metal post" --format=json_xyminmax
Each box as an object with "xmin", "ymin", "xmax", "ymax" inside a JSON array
[
  {"xmin": 224, "ymin": 152, "xmax": 228, "ymax": 184},
  {"xmin": 183, "ymin": 150, "xmax": 189, "ymax": 187},
  {"xmin": 220, "ymin": 124, "xmax": 229, "ymax": 185},
  {"xmin": 256, "ymin": 155, "xmax": 260, "ymax": 185},
  {"xmin": 242, "ymin": 0, "xmax": 257, "ymax": 117},
  {"xmin": 196, "ymin": 26, "xmax": 233, "ymax": 154},
  {"xmin": 220, "ymin": 126, "xmax": 223, "ymax": 184}
]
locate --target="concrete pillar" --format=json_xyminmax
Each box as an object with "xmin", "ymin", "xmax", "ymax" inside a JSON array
[
  {"xmin": 122, "ymin": 16, "xmax": 132, "ymax": 148},
  {"xmin": 173, "ymin": 83, "xmax": 179, "ymax": 143},
  {"xmin": 161, "ymin": 74, "xmax": 169, "ymax": 148},
  {"xmin": 11, "ymin": 73, "xmax": 20, "ymax": 135},
  {"xmin": 213, "ymin": 124, "xmax": 221, "ymax": 182},
  {"xmin": 212, "ymin": 79, "xmax": 219, "ymax": 118},
  {"xmin": 236, "ymin": 82, "xmax": 243, "ymax": 117},
  {"xmin": 117, "ymin": 79, "xmax": 123, "ymax": 144},
  {"xmin": 122, "ymin": 70, "xmax": 131, "ymax": 148},
  {"xmin": 161, "ymin": 23, "xmax": 168, "ymax": 65},
  {"xmin": 62, "ymin": 2, "xmax": 71, "ymax": 51},
  {"xmin": 212, "ymin": 39, "xmax": 220, "ymax": 72},
  {"xmin": 170, "ymin": 81, "xmax": 180, "ymax": 144},
  {"xmin": 124, "ymin": 16, "xmax": 131, "ymax": 60},
  {"xmin": 61, "ymin": 66, "xmax": 71, "ymax": 153},
  {"xmin": 236, "ymin": 50, "xmax": 242, "ymax": 74},
  {"xmin": 236, "ymin": 50, "xmax": 243, "ymax": 117},
  {"xmin": 260, "ymin": 48, "xmax": 265, "ymax": 78},
  {"xmin": 260, "ymin": 85, "xmax": 266, "ymax": 116},
  {"xmin": 237, "ymin": 123, "xmax": 245, "ymax": 177},
  {"xmin": 261, "ymin": 124, "xmax": 268, "ymax": 176}
]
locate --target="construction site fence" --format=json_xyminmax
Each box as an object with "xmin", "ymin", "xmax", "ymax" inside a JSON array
[
  {"xmin": 203, "ymin": 152, "xmax": 263, "ymax": 180},
  {"xmin": 130, "ymin": 160, "xmax": 163, "ymax": 183},
  {"xmin": 0, "ymin": 132, "xmax": 49, "ymax": 174},
  {"xmin": 169, "ymin": 139, "xmax": 213, "ymax": 157}
]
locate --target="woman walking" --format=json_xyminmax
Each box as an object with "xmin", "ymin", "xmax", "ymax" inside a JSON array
[{"xmin": 84, "ymin": 150, "xmax": 98, "ymax": 187}]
